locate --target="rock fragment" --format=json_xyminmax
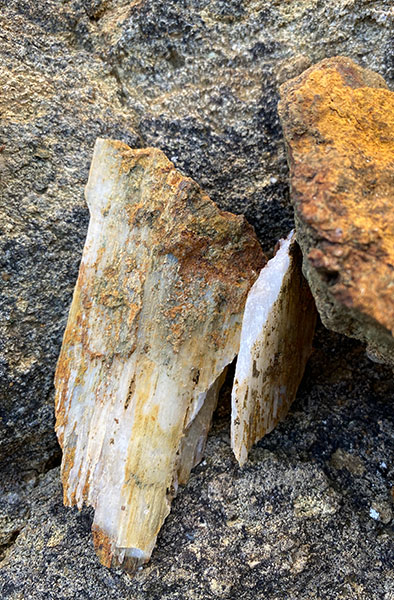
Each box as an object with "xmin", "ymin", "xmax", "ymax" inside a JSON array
[
  {"xmin": 231, "ymin": 232, "xmax": 316, "ymax": 466},
  {"xmin": 54, "ymin": 139, "xmax": 265, "ymax": 572},
  {"xmin": 278, "ymin": 56, "xmax": 394, "ymax": 364}
]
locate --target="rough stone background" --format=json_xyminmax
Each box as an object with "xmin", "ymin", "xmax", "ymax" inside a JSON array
[
  {"xmin": 1, "ymin": 330, "xmax": 394, "ymax": 599},
  {"xmin": 0, "ymin": 0, "xmax": 393, "ymax": 597}
]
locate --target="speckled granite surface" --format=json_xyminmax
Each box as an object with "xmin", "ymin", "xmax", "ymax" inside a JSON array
[{"xmin": 0, "ymin": 0, "xmax": 393, "ymax": 596}]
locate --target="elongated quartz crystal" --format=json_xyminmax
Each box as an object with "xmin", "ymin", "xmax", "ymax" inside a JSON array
[
  {"xmin": 231, "ymin": 232, "xmax": 317, "ymax": 466},
  {"xmin": 54, "ymin": 139, "xmax": 265, "ymax": 571}
]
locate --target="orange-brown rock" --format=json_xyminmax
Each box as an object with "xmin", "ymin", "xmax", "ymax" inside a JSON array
[
  {"xmin": 54, "ymin": 138, "xmax": 265, "ymax": 573},
  {"xmin": 278, "ymin": 56, "xmax": 394, "ymax": 364}
]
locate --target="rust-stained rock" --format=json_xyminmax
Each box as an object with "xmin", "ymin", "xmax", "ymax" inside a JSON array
[
  {"xmin": 278, "ymin": 56, "xmax": 394, "ymax": 364},
  {"xmin": 54, "ymin": 138, "xmax": 265, "ymax": 572},
  {"xmin": 231, "ymin": 232, "xmax": 317, "ymax": 466}
]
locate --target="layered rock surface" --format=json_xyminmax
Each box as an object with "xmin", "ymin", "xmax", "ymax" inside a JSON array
[
  {"xmin": 278, "ymin": 57, "xmax": 394, "ymax": 364},
  {"xmin": 232, "ymin": 233, "xmax": 316, "ymax": 466},
  {"xmin": 54, "ymin": 138, "xmax": 264, "ymax": 570}
]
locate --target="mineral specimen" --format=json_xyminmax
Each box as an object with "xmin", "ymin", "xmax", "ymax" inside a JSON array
[
  {"xmin": 231, "ymin": 232, "xmax": 316, "ymax": 466},
  {"xmin": 278, "ymin": 56, "xmax": 394, "ymax": 364},
  {"xmin": 54, "ymin": 139, "xmax": 265, "ymax": 571}
]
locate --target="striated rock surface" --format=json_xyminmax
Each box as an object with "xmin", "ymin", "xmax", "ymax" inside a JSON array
[
  {"xmin": 54, "ymin": 138, "xmax": 264, "ymax": 571},
  {"xmin": 232, "ymin": 232, "xmax": 316, "ymax": 466},
  {"xmin": 2, "ymin": 0, "xmax": 393, "ymax": 476},
  {"xmin": 278, "ymin": 56, "xmax": 394, "ymax": 364}
]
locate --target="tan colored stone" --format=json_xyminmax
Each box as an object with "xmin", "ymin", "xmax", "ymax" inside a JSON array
[
  {"xmin": 330, "ymin": 449, "xmax": 365, "ymax": 476},
  {"xmin": 54, "ymin": 139, "xmax": 265, "ymax": 572},
  {"xmin": 278, "ymin": 56, "xmax": 394, "ymax": 363}
]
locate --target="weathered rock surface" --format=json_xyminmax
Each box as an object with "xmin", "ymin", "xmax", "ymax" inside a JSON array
[
  {"xmin": 232, "ymin": 233, "xmax": 316, "ymax": 465},
  {"xmin": 1, "ymin": 0, "xmax": 394, "ymax": 593},
  {"xmin": 278, "ymin": 56, "xmax": 394, "ymax": 363},
  {"xmin": 2, "ymin": 0, "xmax": 393, "ymax": 476},
  {"xmin": 1, "ymin": 327, "xmax": 393, "ymax": 600},
  {"xmin": 0, "ymin": 2, "xmax": 141, "ymax": 474},
  {"xmin": 55, "ymin": 138, "xmax": 264, "ymax": 571}
]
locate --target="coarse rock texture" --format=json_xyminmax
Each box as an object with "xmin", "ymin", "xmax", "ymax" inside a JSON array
[
  {"xmin": 55, "ymin": 138, "xmax": 264, "ymax": 571},
  {"xmin": 1, "ymin": 0, "xmax": 394, "ymax": 477},
  {"xmin": 1, "ymin": 0, "xmax": 394, "ymax": 592},
  {"xmin": 278, "ymin": 56, "xmax": 394, "ymax": 364},
  {"xmin": 232, "ymin": 233, "xmax": 317, "ymax": 466},
  {"xmin": 1, "ymin": 326, "xmax": 393, "ymax": 600},
  {"xmin": 0, "ymin": 3, "xmax": 141, "ymax": 474}
]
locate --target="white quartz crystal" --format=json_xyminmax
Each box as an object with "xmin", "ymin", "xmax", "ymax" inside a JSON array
[
  {"xmin": 54, "ymin": 138, "xmax": 264, "ymax": 572},
  {"xmin": 231, "ymin": 231, "xmax": 316, "ymax": 466}
]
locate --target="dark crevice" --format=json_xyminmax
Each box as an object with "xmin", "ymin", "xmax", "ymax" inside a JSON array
[
  {"xmin": 43, "ymin": 448, "xmax": 62, "ymax": 473},
  {"xmin": 0, "ymin": 529, "xmax": 23, "ymax": 562}
]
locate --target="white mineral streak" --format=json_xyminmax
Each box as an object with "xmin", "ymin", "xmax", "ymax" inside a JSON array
[
  {"xmin": 231, "ymin": 232, "xmax": 317, "ymax": 466},
  {"xmin": 54, "ymin": 138, "xmax": 264, "ymax": 571}
]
